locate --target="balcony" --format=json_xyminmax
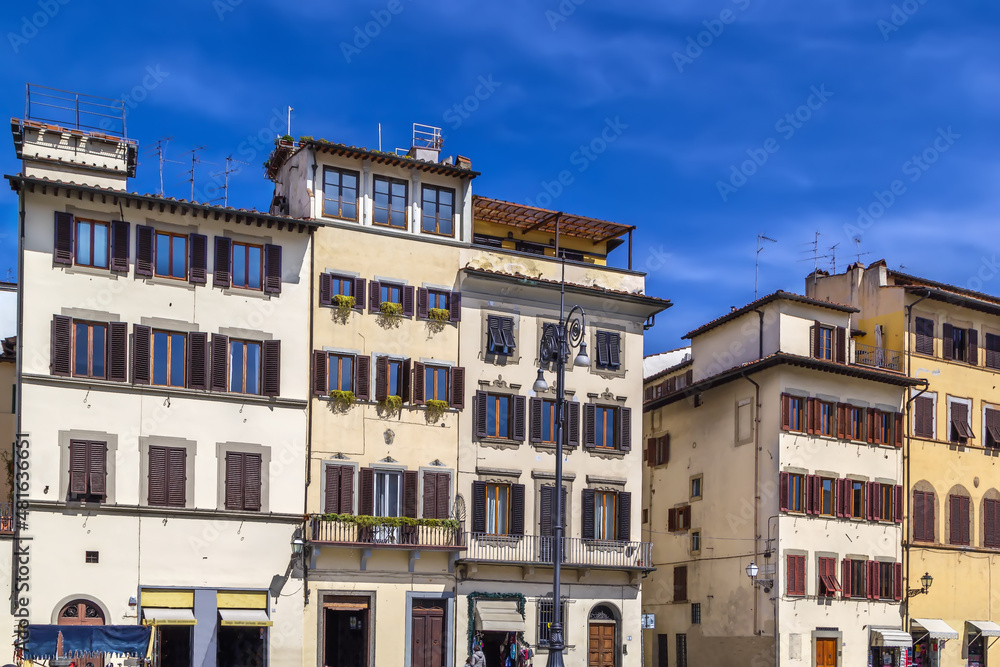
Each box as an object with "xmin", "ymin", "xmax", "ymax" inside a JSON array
[
  {"xmin": 854, "ymin": 343, "xmax": 903, "ymax": 372},
  {"xmin": 461, "ymin": 533, "xmax": 653, "ymax": 572},
  {"xmin": 308, "ymin": 515, "xmax": 464, "ymax": 571}
]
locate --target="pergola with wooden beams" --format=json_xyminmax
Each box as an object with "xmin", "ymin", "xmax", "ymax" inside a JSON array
[{"xmin": 472, "ymin": 195, "xmax": 636, "ymax": 269}]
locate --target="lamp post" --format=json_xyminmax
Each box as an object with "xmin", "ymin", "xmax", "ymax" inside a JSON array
[{"xmin": 534, "ymin": 264, "xmax": 589, "ymax": 667}]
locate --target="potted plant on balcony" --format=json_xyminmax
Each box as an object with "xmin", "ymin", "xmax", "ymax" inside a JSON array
[
  {"xmin": 329, "ymin": 390, "xmax": 356, "ymax": 411},
  {"xmin": 379, "ymin": 394, "xmax": 403, "ymax": 416},
  {"xmin": 333, "ymin": 294, "xmax": 355, "ymax": 317},
  {"xmin": 425, "ymin": 399, "xmax": 449, "ymax": 422}
]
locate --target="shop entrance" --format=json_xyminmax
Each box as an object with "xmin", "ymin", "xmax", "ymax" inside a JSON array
[
  {"xmin": 869, "ymin": 647, "xmax": 899, "ymax": 667},
  {"xmin": 218, "ymin": 626, "xmax": 266, "ymax": 667},
  {"xmin": 969, "ymin": 634, "xmax": 986, "ymax": 667},
  {"xmin": 323, "ymin": 597, "xmax": 369, "ymax": 667},
  {"xmin": 157, "ymin": 625, "xmax": 193, "ymax": 667}
]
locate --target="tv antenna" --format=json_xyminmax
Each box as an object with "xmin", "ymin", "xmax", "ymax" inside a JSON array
[
  {"xmin": 828, "ymin": 242, "xmax": 840, "ymax": 274},
  {"xmin": 181, "ymin": 147, "xmax": 215, "ymax": 202},
  {"xmin": 799, "ymin": 232, "xmax": 832, "ymax": 287},
  {"xmin": 141, "ymin": 138, "xmax": 181, "ymax": 197},
  {"xmin": 210, "ymin": 156, "xmax": 250, "ymax": 207},
  {"xmin": 852, "ymin": 237, "xmax": 872, "ymax": 264},
  {"xmin": 755, "ymin": 233, "xmax": 777, "ymax": 300}
]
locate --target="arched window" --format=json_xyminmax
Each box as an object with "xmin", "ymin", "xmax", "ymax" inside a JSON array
[
  {"xmin": 589, "ymin": 605, "xmax": 616, "ymax": 622},
  {"xmin": 59, "ymin": 599, "xmax": 105, "ymax": 626}
]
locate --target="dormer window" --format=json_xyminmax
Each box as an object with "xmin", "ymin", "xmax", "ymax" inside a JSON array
[
  {"xmin": 421, "ymin": 185, "xmax": 455, "ymax": 236},
  {"xmin": 323, "ymin": 167, "xmax": 359, "ymax": 221},
  {"xmin": 373, "ymin": 176, "xmax": 407, "ymax": 229}
]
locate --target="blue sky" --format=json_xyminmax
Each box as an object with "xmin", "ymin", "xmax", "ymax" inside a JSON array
[{"xmin": 2, "ymin": 0, "xmax": 999, "ymax": 353}]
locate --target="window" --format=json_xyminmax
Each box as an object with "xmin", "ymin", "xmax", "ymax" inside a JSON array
[
  {"xmin": 676, "ymin": 634, "xmax": 688, "ymax": 667},
  {"xmin": 915, "ymin": 317, "xmax": 934, "ymax": 355},
  {"xmin": 816, "ymin": 325, "xmax": 834, "ymax": 360},
  {"xmin": 949, "ymin": 494, "xmax": 971, "ymax": 545},
  {"xmin": 816, "ymin": 401, "xmax": 835, "ymax": 436},
  {"xmin": 949, "ymin": 400, "xmax": 974, "ymax": 443},
  {"xmin": 323, "ymin": 167, "xmax": 359, "ymax": 220},
  {"xmin": 673, "ymin": 566, "xmax": 688, "ymax": 602},
  {"xmin": 986, "ymin": 333, "xmax": 1000, "ymax": 370},
  {"xmin": 847, "ymin": 405, "xmax": 865, "ymax": 440},
  {"xmin": 781, "ymin": 472, "xmax": 806, "ymax": 513},
  {"xmin": 332, "ymin": 275, "xmax": 354, "ymax": 298},
  {"xmin": 786, "ymin": 554, "xmax": 806, "ymax": 596},
  {"xmin": 324, "ymin": 464, "xmax": 354, "ymax": 514},
  {"xmin": 68, "ymin": 440, "xmax": 107, "ymax": 502},
  {"xmin": 691, "ymin": 603, "xmax": 701, "ymax": 624},
  {"xmin": 231, "ymin": 241, "xmax": 263, "ymax": 290},
  {"xmin": 515, "ymin": 240, "xmax": 546, "ymax": 255},
  {"xmin": 594, "ymin": 490, "xmax": 617, "ymax": 540},
  {"xmin": 73, "ymin": 321, "xmax": 107, "ymax": 379},
  {"xmin": 820, "ymin": 478, "xmax": 836, "ymax": 516},
  {"xmin": 817, "ymin": 557, "xmax": 841, "ymax": 597},
  {"xmin": 224, "ymin": 451, "xmax": 262, "ymax": 511},
  {"xmin": 485, "ymin": 393, "xmax": 512, "ymax": 438},
  {"xmin": 152, "ymin": 331, "xmax": 186, "ymax": 387},
  {"xmin": 327, "ymin": 354, "xmax": 354, "ymax": 393},
  {"xmin": 148, "ymin": 445, "xmax": 186, "ymax": 507},
  {"xmin": 878, "ymin": 562, "xmax": 895, "ymax": 599},
  {"xmin": 486, "ymin": 482, "xmax": 510, "ymax": 534},
  {"xmin": 537, "ymin": 598, "xmax": 567, "ymax": 647},
  {"xmin": 539, "ymin": 399, "xmax": 557, "ymax": 444},
  {"xmin": 154, "ymin": 231, "xmax": 187, "ymax": 279},
  {"xmin": 913, "ymin": 490, "xmax": 935, "ymax": 542},
  {"xmin": 373, "ymin": 175, "xmax": 407, "ymax": 228},
  {"xmin": 876, "ymin": 411, "xmax": 892, "ymax": 445},
  {"xmin": 383, "ymin": 358, "xmax": 405, "ymax": 398},
  {"xmin": 486, "ymin": 315, "xmax": 515, "ymax": 356},
  {"xmin": 381, "ymin": 283, "xmax": 402, "ymax": 305},
  {"xmin": 914, "ymin": 395, "xmax": 935, "ymax": 439},
  {"xmin": 424, "ymin": 365, "xmax": 450, "ymax": 402},
  {"xmin": 874, "ymin": 483, "xmax": 895, "ymax": 522},
  {"xmin": 229, "ymin": 340, "xmax": 261, "ymax": 394},
  {"xmin": 647, "ymin": 435, "xmax": 670, "ymax": 467},
  {"xmin": 427, "ymin": 290, "xmax": 450, "ymax": 312},
  {"xmin": 374, "ymin": 470, "xmax": 401, "ymax": 517},
  {"xmin": 984, "ymin": 498, "xmax": 1000, "ymax": 548},
  {"xmin": 421, "ymin": 185, "xmax": 455, "ymax": 236},
  {"xmin": 737, "ymin": 398, "xmax": 753, "ymax": 443},
  {"xmin": 595, "ymin": 331, "xmax": 622, "ymax": 370},
  {"xmin": 690, "ymin": 531, "xmax": 701, "ymax": 553},
  {"xmin": 781, "ymin": 394, "xmax": 805, "ymax": 432},
  {"xmin": 985, "ymin": 407, "xmax": 1000, "ymax": 449},
  {"xmin": 85, "ymin": 551, "xmax": 99, "ymax": 564},
  {"xmin": 668, "ymin": 505, "xmax": 691, "ymax": 532},
  {"xmin": 946, "ymin": 324, "xmax": 968, "ymax": 362},
  {"xmin": 75, "ymin": 219, "xmax": 109, "ymax": 268},
  {"xmin": 845, "ymin": 559, "xmax": 867, "ymax": 598},
  {"xmin": 594, "ymin": 406, "xmax": 618, "ymax": 449},
  {"xmin": 690, "ymin": 476, "xmax": 702, "ymax": 500},
  {"xmin": 849, "ymin": 480, "xmax": 865, "ymax": 519}
]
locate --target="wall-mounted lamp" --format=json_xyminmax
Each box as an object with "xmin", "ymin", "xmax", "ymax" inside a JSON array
[
  {"xmin": 746, "ymin": 562, "xmax": 773, "ymax": 593},
  {"xmin": 907, "ymin": 572, "xmax": 933, "ymax": 598}
]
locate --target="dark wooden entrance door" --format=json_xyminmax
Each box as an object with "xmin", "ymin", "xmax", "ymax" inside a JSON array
[
  {"xmin": 58, "ymin": 599, "xmax": 105, "ymax": 667},
  {"xmin": 816, "ymin": 638, "xmax": 837, "ymax": 667},
  {"xmin": 411, "ymin": 600, "xmax": 445, "ymax": 667},
  {"xmin": 588, "ymin": 623, "xmax": 615, "ymax": 667}
]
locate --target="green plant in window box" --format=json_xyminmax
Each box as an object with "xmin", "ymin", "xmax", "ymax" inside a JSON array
[
  {"xmin": 428, "ymin": 308, "xmax": 450, "ymax": 322},
  {"xmin": 320, "ymin": 513, "xmax": 459, "ymax": 530},
  {"xmin": 425, "ymin": 399, "xmax": 449, "ymax": 421},
  {"xmin": 380, "ymin": 394, "xmax": 403, "ymax": 414},
  {"xmin": 333, "ymin": 294, "xmax": 355, "ymax": 316},
  {"xmin": 380, "ymin": 301, "xmax": 403, "ymax": 318},
  {"xmin": 329, "ymin": 390, "xmax": 356, "ymax": 409}
]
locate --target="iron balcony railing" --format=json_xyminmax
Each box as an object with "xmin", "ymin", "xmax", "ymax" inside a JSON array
[
  {"xmin": 309, "ymin": 515, "xmax": 463, "ymax": 549},
  {"xmin": 462, "ymin": 532, "xmax": 653, "ymax": 570},
  {"xmin": 854, "ymin": 343, "xmax": 903, "ymax": 372}
]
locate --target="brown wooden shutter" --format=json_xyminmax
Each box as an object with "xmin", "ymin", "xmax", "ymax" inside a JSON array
[
  {"xmin": 225, "ymin": 452, "xmax": 244, "ymax": 510},
  {"xmin": 368, "ymin": 281, "xmax": 381, "ymax": 312},
  {"xmin": 213, "ymin": 236, "xmax": 232, "ymax": 287},
  {"xmin": 355, "ymin": 355, "xmax": 371, "ymax": 400},
  {"xmin": 893, "ymin": 562, "xmax": 903, "ymax": 601},
  {"xmin": 914, "ymin": 397, "xmax": 929, "ymax": 438},
  {"xmin": 319, "ymin": 273, "xmax": 333, "ymax": 306},
  {"xmin": 325, "ymin": 465, "xmax": 341, "ymax": 514},
  {"xmin": 69, "ymin": 441, "xmax": 88, "ymax": 495},
  {"xmin": 403, "ymin": 470, "xmax": 418, "ymax": 518},
  {"xmin": 779, "ymin": 472, "xmax": 789, "ymax": 511},
  {"xmin": 913, "ymin": 491, "xmax": 926, "ymax": 540},
  {"xmin": 261, "ymin": 340, "xmax": 280, "ymax": 397},
  {"xmin": 167, "ymin": 448, "xmax": 186, "ymax": 507},
  {"xmin": 969, "ymin": 328, "xmax": 979, "ymax": 365},
  {"xmin": 416, "ymin": 288, "xmax": 429, "ymax": 319},
  {"xmin": 530, "ymin": 398, "xmax": 543, "ymax": 443},
  {"xmin": 512, "ymin": 395, "xmax": 527, "ymax": 442},
  {"xmin": 211, "ymin": 334, "xmax": 229, "ymax": 392},
  {"xmin": 842, "ymin": 559, "xmax": 852, "ymax": 599},
  {"xmin": 110, "ymin": 220, "xmax": 130, "ymax": 273},
  {"xmin": 189, "ymin": 233, "xmax": 207, "ymax": 284},
  {"xmin": 312, "ymin": 350, "xmax": 328, "ymax": 396},
  {"xmin": 894, "ymin": 485, "xmax": 903, "ymax": 524},
  {"xmin": 359, "ymin": 467, "xmax": 374, "ymax": 515},
  {"xmin": 567, "ymin": 401, "xmax": 580, "ymax": 447},
  {"xmin": 539, "ymin": 485, "xmax": 554, "ymax": 537},
  {"xmin": 617, "ymin": 491, "xmax": 631, "ymax": 541},
  {"xmin": 187, "ymin": 332, "xmax": 209, "ymax": 390},
  {"xmin": 263, "ymin": 244, "xmax": 282, "ymax": 294},
  {"xmin": 54, "ymin": 211, "xmax": 74, "ymax": 265},
  {"xmin": 674, "ymin": 566, "xmax": 688, "ymax": 602},
  {"xmin": 148, "ymin": 446, "xmax": 167, "ymax": 506},
  {"xmin": 374, "ymin": 357, "xmax": 389, "ymax": 402},
  {"xmin": 837, "ymin": 478, "xmax": 847, "ymax": 518},
  {"xmin": 132, "ymin": 324, "xmax": 151, "ymax": 385},
  {"xmin": 894, "ymin": 412, "xmax": 903, "ymax": 448},
  {"xmin": 806, "ymin": 398, "xmax": 817, "ymax": 435},
  {"xmin": 811, "ymin": 475, "xmax": 822, "ymax": 515},
  {"xmin": 866, "ymin": 408, "xmax": 875, "ymax": 443},
  {"xmin": 985, "ymin": 499, "xmax": 999, "ymax": 548},
  {"xmin": 646, "ymin": 438, "xmax": 656, "ymax": 467},
  {"xmin": 436, "ymin": 473, "xmax": 450, "ymax": 520},
  {"xmin": 106, "ymin": 321, "xmax": 128, "ymax": 382},
  {"xmin": 812, "ymin": 321, "xmax": 822, "ymax": 358},
  {"xmin": 836, "ymin": 326, "xmax": 847, "ymax": 363},
  {"xmin": 583, "ymin": 403, "xmax": 596, "ymax": 448},
  {"xmin": 962, "ymin": 496, "xmax": 971, "ymax": 545},
  {"xmin": 135, "ymin": 225, "xmax": 154, "ymax": 278},
  {"xmin": 243, "ymin": 453, "xmax": 262, "ymax": 511},
  {"xmin": 942, "ymin": 323, "xmax": 954, "ymax": 359},
  {"xmin": 449, "ymin": 366, "xmax": 465, "ymax": 409},
  {"xmin": 619, "ymin": 407, "xmax": 632, "ymax": 451},
  {"xmin": 353, "ymin": 277, "xmax": 366, "ymax": 310},
  {"xmin": 836, "ymin": 403, "xmax": 847, "ymax": 438},
  {"xmin": 51, "ymin": 314, "xmax": 72, "ymax": 377},
  {"xmin": 668, "ymin": 507, "xmax": 678, "ymax": 532},
  {"xmin": 340, "ymin": 466, "xmax": 354, "ymax": 515},
  {"xmin": 949, "ymin": 495, "xmax": 959, "ymax": 544},
  {"xmin": 475, "ymin": 391, "xmax": 489, "ymax": 438},
  {"xmin": 471, "ymin": 480, "xmax": 487, "ymax": 533},
  {"xmin": 510, "ymin": 483, "xmax": 525, "ymax": 536},
  {"xmin": 581, "ymin": 488, "xmax": 596, "ymax": 540},
  {"xmin": 402, "ymin": 286, "xmax": 415, "ymax": 317},
  {"xmin": 412, "ymin": 362, "xmax": 425, "ymax": 405},
  {"xmin": 869, "ymin": 560, "xmax": 878, "ymax": 600},
  {"xmin": 780, "ymin": 394, "xmax": 791, "ymax": 430},
  {"xmin": 401, "ymin": 358, "xmax": 411, "ymax": 403},
  {"xmin": 449, "ymin": 291, "xmax": 462, "ymax": 322},
  {"xmin": 422, "ymin": 472, "xmax": 438, "ymax": 519},
  {"xmin": 88, "ymin": 441, "xmax": 107, "ymax": 497}
]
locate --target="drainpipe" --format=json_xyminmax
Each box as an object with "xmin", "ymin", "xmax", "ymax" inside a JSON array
[
  {"xmin": 10, "ymin": 181, "xmax": 25, "ymax": 618},
  {"xmin": 301, "ymin": 145, "xmax": 319, "ymax": 607},
  {"xmin": 742, "ymin": 371, "xmax": 762, "ymax": 638},
  {"xmin": 902, "ymin": 291, "xmax": 929, "ymax": 630}
]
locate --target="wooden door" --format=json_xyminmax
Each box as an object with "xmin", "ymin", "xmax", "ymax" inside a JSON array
[
  {"xmin": 588, "ymin": 623, "xmax": 616, "ymax": 667},
  {"xmin": 412, "ymin": 603, "xmax": 444, "ymax": 667},
  {"xmin": 816, "ymin": 638, "xmax": 837, "ymax": 667}
]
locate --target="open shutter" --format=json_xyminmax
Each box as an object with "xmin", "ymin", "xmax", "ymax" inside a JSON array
[
  {"xmin": 893, "ymin": 562, "xmax": 903, "ymax": 601},
  {"xmin": 475, "ymin": 391, "xmax": 489, "ymax": 438},
  {"xmin": 403, "ymin": 470, "xmax": 418, "ymax": 519},
  {"xmin": 530, "ymin": 398, "xmax": 543, "ymax": 443},
  {"xmin": 779, "ymin": 472, "xmax": 789, "ymax": 511},
  {"xmin": 581, "ymin": 488, "xmax": 596, "ymax": 540},
  {"xmin": 325, "ymin": 465, "xmax": 341, "ymax": 514},
  {"xmin": 422, "ymin": 472, "xmax": 438, "ymax": 519},
  {"xmin": 359, "ymin": 468, "xmax": 374, "ymax": 516},
  {"xmin": 375, "ymin": 356, "xmax": 388, "ymax": 402},
  {"xmin": 107, "ymin": 321, "xmax": 128, "ymax": 382},
  {"xmin": 412, "ymin": 362, "xmax": 425, "ymax": 405},
  {"xmin": 88, "ymin": 442, "xmax": 106, "ymax": 497},
  {"xmin": 319, "ymin": 273, "xmax": 333, "ymax": 306},
  {"xmin": 369, "ymin": 281, "xmax": 381, "ymax": 312},
  {"xmin": 510, "ymin": 484, "xmax": 525, "ymax": 536},
  {"xmin": 646, "ymin": 438, "xmax": 656, "ymax": 467},
  {"xmin": 51, "ymin": 315, "xmax": 72, "ymax": 377},
  {"xmin": 225, "ymin": 452, "xmax": 244, "ymax": 510},
  {"xmin": 969, "ymin": 328, "xmax": 979, "ymax": 365},
  {"xmin": 811, "ymin": 475, "xmax": 822, "ymax": 515},
  {"xmin": 402, "ymin": 286, "xmax": 415, "ymax": 317},
  {"xmin": 355, "ymin": 355, "xmax": 371, "ymax": 400},
  {"xmin": 942, "ymin": 323, "xmax": 954, "ymax": 360},
  {"xmin": 135, "ymin": 225, "xmax": 154, "ymax": 278},
  {"xmin": 842, "ymin": 559, "xmax": 852, "ymax": 599},
  {"xmin": 147, "ymin": 446, "xmax": 167, "ymax": 506},
  {"xmin": 668, "ymin": 508, "xmax": 678, "ymax": 532},
  {"xmin": 69, "ymin": 441, "xmax": 88, "ymax": 495},
  {"xmin": 261, "ymin": 340, "xmax": 281, "ymax": 397},
  {"xmin": 132, "ymin": 324, "xmax": 151, "ymax": 385},
  {"xmin": 583, "ymin": 404, "xmax": 596, "ymax": 448},
  {"xmin": 471, "ymin": 481, "xmax": 487, "ymax": 533},
  {"xmin": 416, "ymin": 288, "xmax": 429, "ymax": 319},
  {"xmin": 837, "ymin": 479, "xmax": 847, "ymax": 518},
  {"xmin": 189, "ymin": 233, "xmax": 207, "ymax": 284},
  {"xmin": 401, "ymin": 358, "xmax": 411, "ymax": 403},
  {"xmin": 567, "ymin": 402, "xmax": 580, "ymax": 447},
  {"xmin": 187, "ymin": 331, "xmax": 209, "ymax": 390},
  {"xmin": 111, "ymin": 220, "xmax": 130, "ymax": 273},
  {"xmin": 167, "ymin": 448, "xmax": 186, "ymax": 507},
  {"xmin": 894, "ymin": 412, "xmax": 903, "ymax": 448},
  {"xmin": 263, "ymin": 244, "xmax": 282, "ymax": 294},
  {"xmin": 617, "ymin": 491, "xmax": 632, "ymax": 541},
  {"xmin": 870, "ymin": 560, "xmax": 879, "ymax": 600},
  {"xmin": 243, "ymin": 453, "xmax": 262, "ymax": 511},
  {"xmin": 312, "ymin": 351, "xmax": 328, "ymax": 396},
  {"xmin": 450, "ymin": 291, "xmax": 462, "ymax": 322},
  {"xmin": 340, "ymin": 466, "xmax": 354, "ymax": 515},
  {"xmin": 450, "ymin": 366, "xmax": 465, "ymax": 409},
  {"xmin": 54, "ymin": 211, "xmax": 74, "ymax": 265},
  {"xmin": 806, "ymin": 398, "xmax": 817, "ymax": 435},
  {"xmin": 836, "ymin": 326, "xmax": 847, "ymax": 363},
  {"xmin": 512, "ymin": 395, "xmax": 527, "ymax": 442},
  {"xmin": 351, "ymin": 277, "xmax": 366, "ymax": 310},
  {"xmin": 812, "ymin": 321, "xmax": 822, "ymax": 358},
  {"xmin": 836, "ymin": 403, "xmax": 847, "ymax": 438},
  {"xmin": 210, "ymin": 334, "xmax": 229, "ymax": 392},
  {"xmin": 213, "ymin": 236, "xmax": 231, "ymax": 288},
  {"xmin": 780, "ymin": 394, "xmax": 791, "ymax": 431},
  {"xmin": 866, "ymin": 408, "xmax": 875, "ymax": 443},
  {"xmin": 895, "ymin": 485, "xmax": 903, "ymax": 524},
  {"xmin": 619, "ymin": 407, "xmax": 632, "ymax": 451}
]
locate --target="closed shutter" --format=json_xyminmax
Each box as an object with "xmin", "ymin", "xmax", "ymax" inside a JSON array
[
  {"xmin": 355, "ymin": 355, "xmax": 371, "ymax": 400},
  {"xmin": 111, "ymin": 220, "xmax": 130, "ymax": 273},
  {"xmin": 539, "ymin": 485, "xmax": 554, "ymax": 537},
  {"xmin": 949, "ymin": 495, "xmax": 959, "ymax": 544},
  {"xmin": 243, "ymin": 453, "xmax": 262, "ymax": 511},
  {"xmin": 187, "ymin": 331, "xmax": 209, "ymax": 390},
  {"xmin": 450, "ymin": 366, "xmax": 465, "ymax": 409},
  {"xmin": 837, "ymin": 403, "xmax": 847, "ymax": 438},
  {"xmin": 213, "ymin": 236, "xmax": 232, "ymax": 288},
  {"xmin": 375, "ymin": 356, "xmax": 389, "ymax": 402},
  {"xmin": 924, "ymin": 491, "xmax": 935, "ymax": 541},
  {"xmin": 359, "ymin": 468, "xmax": 374, "ymax": 516},
  {"xmin": 189, "ymin": 233, "xmax": 207, "ymax": 284},
  {"xmin": 674, "ymin": 566, "xmax": 688, "ymax": 602},
  {"xmin": 969, "ymin": 328, "xmax": 979, "ymax": 365},
  {"xmin": 107, "ymin": 321, "xmax": 128, "ymax": 382},
  {"xmin": 779, "ymin": 472, "xmax": 789, "ymax": 511},
  {"xmin": 915, "ymin": 318, "xmax": 935, "ymax": 355},
  {"xmin": 471, "ymin": 481, "xmax": 487, "ymax": 533},
  {"xmin": 148, "ymin": 446, "xmax": 167, "ymax": 506},
  {"xmin": 512, "ymin": 395, "xmax": 527, "ymax": 442},
  {"xmin": 435, "ymin": 473, "xmax": 450, "ymax": 520},
  {"xmin": 583, "ymin": 403, "xmax": 596, "ymax": 448},
  {"xmin": 836, "ymin": 326, "xmax": 846, "ymax": 363},
  {"xmin": 325, "ymin": 465, "xmax": 342, "ymax": 514},
  {"xmin": 167, "ymin": 447, "xmax": 186, "ymax": 507},
  {"xmin": 942, "ymin": 323, "xmax": 954, "ymax": 360},
  {"xmin": 135, "ymin": 225, "xmax": 154, "ymax": 278},
  {"xmin": 780, "ymin": 394, "xmax": 791, "ymax": 430},
  {"xmin": 619, "ymin": 407, "xmax": 632, "ymax": 451},
  {"xmin": 319, "ymin": 273, "xmax": 333, "ymax": 306},
  {"xmin": 609, "ymin": 332, "xmax": 621, "ymax": 368},
  {"xmin": 263, "ymin": 244, "xmax": 281, "ymax": 294},
  {"xmin": 894, "ymin": 485, "xmax": 903, "ymax": 524},
  {"xmin": 51, "ymin": 315, "xmax": 72, "ymax": 376},
  {"xmin": 211, "ymin": 334, "xmax": 229, "ymax": 392},
  {"xmin": 567, "ymin": 402, "xmax": 580, "ymax": 447},
  {"xmin": 475, "ymin": 391, "xmax": 489, "ymax": 438},
  {"xmin": 88, "ymin": 441, "xmax": 107, "ymax": 497},
  {"xmin": 402, "ymin": 286, "xmax": 415, "ymax": 317},
  {"xmin": 132, "ymin": 324, "xmax": 152, "ymax": 385},
  {"xmin": 913, "ymin": 491, "xmax": 927, "ymax": 541},
  {"xmin": 340, "ymin": 466, "xmax": 354, "ymax": 515},
  {"xmin": 581, "ymin": 488, "xmax": 595, "ymax": 540},
  {"xmin": 412, "ymin": 362, "xmax": 425, "ymax": 405},
  {"xmin": 530, "ymin": 398, "xmax": 543, "ymax": 443},
  {"xmin": 369, "ymin": 281, "xmax": 381, "ymax": 312},
  {"xmin": 416, "ymin": 288, "xmax": 429, "ymax": 319},
  {"xmin": 449, "ymin": 292, "xmax": 462, "ymax": 322},
  {"xmin": 962, "ymin": 496, "xmax": 971, "ymax": 545},
  {"xmin": 312, "ymin": 351, "xmax": 328, "ymax": 396},
  {"xmin": 617, "ymin": 491, "xmax": 631, "ymax": 541},
  {"xmin": 69, "ymin": 441, "xmax": 88, "ymax": 495},
  {"xmin": 914, "ymin": 397, "xmax": 931, "ymax": 438},
  {"xmin": 353, "ymin": 277, "xmax": 366, "ymax": 310},
  {"xmin": 261, "ymin": 340, "xmax": 280, "ymax": 397},
  {"xmin": 510, "ymin": 483, "xmax": 525, "ymax": 536},
  {"xmin": 422, "ymin": 472, "xmax": 438, "ymax": 520},
  {"xmin": 225, "ymin": 452, "xmax": 244, "ymax": 510},
  {"xmin": 403, "ymin": 470, "xmax": 418, "ymax": 519},
  {"xmin": 54, "ymin": 212, "xmax": 74, "ymax": 265},
  {"xmin": 985, "ymin": 499, "xmax": 999, "ymax": 548}
]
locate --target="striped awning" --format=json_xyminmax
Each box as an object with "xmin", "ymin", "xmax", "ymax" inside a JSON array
[
  {"xmin": 911, "ymin": 618, "xmax": 959, "ymax": 640},
  {"xmin": 968, "ymin": 621, "xmax": 1000, "ymax": 637},
  {"xmin": 871, "ymin": 629, "xmax": 912, "ymax": 648}
]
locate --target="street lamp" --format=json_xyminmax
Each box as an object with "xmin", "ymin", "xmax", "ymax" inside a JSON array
[
  {"xmin": 907, "ymin": 572, "xmax": 933, "ymax": 598},
  {"xmin": 537, "ymin": 269, "xmax": 588, "ymax": 667},
  {"xmin": 745, "ymin": 561, "xmax": 773, "ymax": 593}
]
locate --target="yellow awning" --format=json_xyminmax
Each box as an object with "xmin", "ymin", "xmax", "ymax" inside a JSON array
[
  {"xmin": 218, "ymin": 609, "xmax": 272, "ymax": 627},
  {"xmin": 912, "ymin": 618, "xmax": 959, "ymax": 640},
  {"xmin": 474, "ymin": 600, "xmax": 524, "ymax": 633},
  {"xmin": 142, "ymin": 608, "xmax": 197, "ymax": 626}
]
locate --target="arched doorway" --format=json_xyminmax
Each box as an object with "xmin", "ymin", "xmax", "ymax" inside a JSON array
[
  {"xmin": 58, "ymin": 599, "xmax": 105, "ymax": 667},
  {"xmin": 588, "ymin": 604, "xmax": 618, "ymax": 667}
]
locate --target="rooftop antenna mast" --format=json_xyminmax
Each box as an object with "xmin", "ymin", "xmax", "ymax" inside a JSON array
[
  {"xmin": 142, "ymin": 138, "xmax": 180, "ymax": 197},
  {"xmin": 286, "ymin": 106, "xmax": 293, "ymax": 138},
  {"xmin": 755, "ymin": 233, "xmax": 777, "ymax": 300},
  {"xmin": 829, "ymin": 242, "xmax": 840, "ymax": 274},
  {"xmin": 182, "ymin": 147, "xmax": 214, "ymax": 202},
  {"xmin": 378, "ymin": 123, "xmax": 382, "ymax": 152},
  {"xmin": 798, "ymin": 232, "xmax": 831, "ymax": 288},
  {"xmin": 852, "ymin": 236, "xmax": 872, "ymax": 264},
  {"xmin": 211, "ymin": 156, "xmax": 250, "ymax": 207}
]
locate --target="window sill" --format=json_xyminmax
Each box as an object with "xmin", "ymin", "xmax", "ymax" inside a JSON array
[
  {"xmin": 224, "ymin": 285, "xmax": 272, "ymax": 299},
  {"xmin": 140, "ymin": 274, "xmax": 196, "ymax": 290},
  {"xmin": 478, "ymin": 438, "xmax": 522, "ymax": 450},
  {"xmin": 584, "ymin": 447, "xmax": 626, "ymax": 459}
]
